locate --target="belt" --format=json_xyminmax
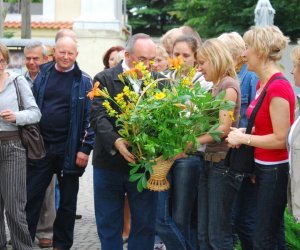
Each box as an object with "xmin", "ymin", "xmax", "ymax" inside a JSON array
[
  {"xmin": 186, "ymin": 151, "xmax": 205, "ymax": 158},
  {"xmin": 204, "ymin": 152, "xmax": 227, "ymax": 163},
  {"xmin": 0, "ymin": 131, "xmax": 20, "ymax": 143}
]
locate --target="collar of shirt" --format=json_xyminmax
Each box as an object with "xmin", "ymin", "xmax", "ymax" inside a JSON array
[
  {"xmin": 24, "ymin": 71, "xmax": 34, "ymax": 88},
  {"xmin": 121, "ymin": 60, "xmax": 141, "ymax": 94},
  {"xmin": 55, "ymin": 64, "xmax": 75, "ymax": 72}
]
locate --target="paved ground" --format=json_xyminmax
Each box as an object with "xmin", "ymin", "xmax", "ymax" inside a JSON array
[{"xmin": 5, "ymin": 155, "xmax": 129, "ymax": 250}]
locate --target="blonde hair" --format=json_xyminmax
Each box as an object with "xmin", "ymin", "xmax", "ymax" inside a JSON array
[
  {"xmin": 0, "ymin": 42, "xmax": 10, "ymax": 64},
  {"xmin": 291, "ymin": 41, "xmax": 300, "ymax": 66},
  {"xmin": 243, "ymin": 25, "xmax": 289, "ymax": 62},
  {"xmin": 155, "ymin": 45, "xmax": 169, "ymax": 59},
  {"xmin": 179, "ymin": 26, "xmax": 202, "ymax": 47},
  {"xmin": 160, "ymin": 28, "xmax": 182, "ymax": 55},
  {"xmin": 218, "ymin": 32, "xmax": 245, "ymax": 68},
  {"xmin": 197, "ymin": 38, "xmax": 236, "ymax": 83}
]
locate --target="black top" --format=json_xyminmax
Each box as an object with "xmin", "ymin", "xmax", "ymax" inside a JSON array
[{"xmin": 40, "ymin": 67, "xmax": 74, "ymax": 143}]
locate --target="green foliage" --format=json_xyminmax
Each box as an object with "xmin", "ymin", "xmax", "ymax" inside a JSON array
[
  {"xmin": 285, "ymin": 210, "xmax": 300, "ymax": 249},
  {"xmin": 127, "ymin": 0, "xmax": 300, "ymax": 41},
  {"xmin": 127, "ymin": 0, "xmax": 182, "ymax": 36},
  {"xmin": 272, "ymin": 0, "xmax": 300, "ymax": 42},
  {"xmin": 172, "ymin": 0, "xmax": 256, "ymax": 38},
  {"xmin": 3, "ymin": 31, "xmax": 14, "ymax": 38},
  {"xmin": 172, "ymin": 0, "xmax": 300, "ymax": 41}
]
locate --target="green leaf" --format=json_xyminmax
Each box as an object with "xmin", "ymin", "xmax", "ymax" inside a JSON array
[
  {"xmin": 129, "ymin": 173, "xmax": 143, "ymax": 182},
  {"xmin": 129, "ymin": 165, "xmax": 140, "ymax": 175},
  {"xmin": 137, "ymin": 178, "xmax": 145, "ymax": 192},
  {"xmin": 141, "ymin": 175, "xmax": 148, "ymax": 189}
]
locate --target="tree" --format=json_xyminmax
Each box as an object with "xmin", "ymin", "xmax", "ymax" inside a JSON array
[
  {"xmin": 0, "ymin": 0, "xmax": 4, "ymax": 37},
  {"xmin": 21, "ymin": 0, "xmax": 31, "ymax": 38},
  {"xmin": 172, "ymin": 0, "xmax": 300, "ymax": 41},
  {"xmin": 127, "ymin": 0, "xmax": 182, "ymax": 36},
  {"xmin": 172, "ymin": 0, "xmax": 256, "ymax": 39},
  {"xmin": 272, "ymin": 0, "xmax": 300, "ymax": 42}
]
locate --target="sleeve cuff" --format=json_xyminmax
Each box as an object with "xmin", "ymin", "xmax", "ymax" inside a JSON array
[{"xmin": 79, "ymin": 144, "xmax": 93, "ymax": 155}]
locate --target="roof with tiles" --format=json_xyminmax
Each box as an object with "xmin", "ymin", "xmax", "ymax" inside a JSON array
[{"xmin": 4, "ymin": 21, "xmax": 73, "ymax": 29}]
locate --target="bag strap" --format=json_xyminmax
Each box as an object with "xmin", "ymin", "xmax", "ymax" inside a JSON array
[
  {"xmin": 245, "ymin": 75, "xmax": 287, "ymax": 134},
  {"xmin": 13, "ymin": 77, "xmax": 25, "ymax": 111}
]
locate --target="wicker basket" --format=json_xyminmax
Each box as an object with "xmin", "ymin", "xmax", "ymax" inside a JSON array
[{"xmin": 147, "ymin": 156, "xmax": 175, "ymax": 191}]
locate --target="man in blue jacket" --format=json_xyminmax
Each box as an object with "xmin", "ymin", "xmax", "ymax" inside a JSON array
[{"xmin": 25, "ymin": 36, "xmax": 94, "ymax": 250}]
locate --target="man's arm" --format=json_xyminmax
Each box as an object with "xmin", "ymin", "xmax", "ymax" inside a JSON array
[
  {"xmin": 76, "ymin": 75, "xmax": 94, "ymax": 167},
  {"xmin": 90, "ymin": 72, "xmax": 121, "ymax": 155}
]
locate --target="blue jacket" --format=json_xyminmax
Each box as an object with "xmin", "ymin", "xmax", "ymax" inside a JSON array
[
  {"xmin": 238, "ymin": 64, "xmax": 259, "ymax": 128},
  {"xmin": 33, "ymin": 61, "xmax": 94, "ymax": 176}
]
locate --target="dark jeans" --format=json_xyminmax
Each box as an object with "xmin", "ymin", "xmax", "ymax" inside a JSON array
[
  {"xmin": 253, "ymin": 162, "xmax": 288, "ymax": 250},
  {"xmin": 26, "ymin": 142, "xmax": 79, "ymax": 250},
  {"xmin": 156, "ymin": 155, "xmax": 203, "ymax": 250},
  {"xmin": 232, "ymin": 176, "xmax": 257, "ymax": 250},
  {"xmin": 198, "ymin": 160, "xmax": 243, "ymax": 250},
  {"xmin": 93, "ymin": 167, "xmax": 157, "ymax": 250}
]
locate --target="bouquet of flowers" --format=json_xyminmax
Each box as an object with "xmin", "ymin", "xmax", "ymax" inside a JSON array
[{"xmin": 88, "ymin": 58, "xmax": 235, "ymax": 192}]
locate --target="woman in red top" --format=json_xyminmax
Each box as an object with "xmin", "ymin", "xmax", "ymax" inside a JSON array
[{"xmin": 227, "ymin": 25, "xmax": 295, "ymax": 249}]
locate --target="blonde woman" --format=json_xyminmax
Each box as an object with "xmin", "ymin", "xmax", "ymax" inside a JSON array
[
  {"xmin": 227, "ymin": 26, "xmax": 295, "ymax": 249},
  {"xmin": 290, "ymin": 41, "xmax": 300, "ymax": 103},
  {"xmin": 153, "ymin": 45, "xmax": 169, "ymax": 73},
  {"xmin": 218, "ymin": 32, "xmax": 259, "ymax": 249},
  {"xmin": 193, "ymin": 38, "xmax": 241, "ymax": 249}
]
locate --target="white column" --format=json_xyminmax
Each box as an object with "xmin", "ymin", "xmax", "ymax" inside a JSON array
[
  {"xmin": 73, "ymin": 0, "xmax": 122, "ymax": 31},
  {"xmin": 42, "ymin": 0, "xmax": 55, "ymax": 21}
]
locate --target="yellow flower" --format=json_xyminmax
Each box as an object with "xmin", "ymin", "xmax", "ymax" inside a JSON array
[
  {"xmin": 103, "ymin": 100, "xmax": 117, "ymax": 117},
  {"xmin": 154, "ymin": 92, "xmax": 166, "ymax": 100},
  {"xmin": 181, "ymin": 77, "xmax": 193, "ymax": 86},
  {"xmin": 228, "ymin": 111, "xmax": 235, "ymax": 121},
  {"xmin": 115, "ymin": 93, "xmax": 124, "ymax": 103},
  {"xmin": 168, "ymin": 56, "xmax": 184, "ymax": 70}
]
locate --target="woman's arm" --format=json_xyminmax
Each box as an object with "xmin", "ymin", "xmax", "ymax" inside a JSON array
[
  {"xmin": 15, "ymin": 76, "xmax": 41, "ymax": 125},
  {"xmin": 198, "ymin": 87, "xmax": 238, "ymax": 145}
]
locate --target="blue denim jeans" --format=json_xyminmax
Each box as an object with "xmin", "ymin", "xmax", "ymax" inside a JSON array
[
  {"xmin": 93, "ymin": 167, "xmax": 157, "ymax": 250},
  {"xmin": 156, "ymin": 155, "xmax": 203, "ymax": 250},
  {"xmin": 232, "ymin": 176, "xmax": 257, "ymax": 250},
  {"xmin": 253, "ymin": 162, "xmax": 288, "ymax": 250},
  {"xmin": 198, "ymin": 160, "xmax": 244, "ymax": 250},
  {"xmin": 26, "ymin": 142, "xmax": 79, "ymax": 250}
]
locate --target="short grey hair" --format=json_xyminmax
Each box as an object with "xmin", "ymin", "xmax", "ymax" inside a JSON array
[
  {"xmin": 125, "ymin": 33, "xmax": 151, "ymax": 53},
  {"xmin": 55, "ymin": 29, "xmax": 77, "ymax": 42},
  {"xmin": 24, "ymin": 41, "xmax": 48, "ymax": 57}
]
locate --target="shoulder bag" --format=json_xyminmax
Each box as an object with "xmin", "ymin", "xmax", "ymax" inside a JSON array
[{"xmin": 13, "ymin": 78, "xmax": 46, "ymax": 160}]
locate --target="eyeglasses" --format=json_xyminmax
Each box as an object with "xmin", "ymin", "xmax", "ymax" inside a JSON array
[{"xmin": 0, "ymin": 59, "xmax": 7, "ymax": 66}]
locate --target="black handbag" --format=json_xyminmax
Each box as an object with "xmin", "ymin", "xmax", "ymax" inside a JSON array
[
  {"xmin": 225, "ymin": 75, "xmax": 287, "ymax": 174},
  {"xmin": 13, "ymin": 78, "xmax": 46, "ymax": 160}
]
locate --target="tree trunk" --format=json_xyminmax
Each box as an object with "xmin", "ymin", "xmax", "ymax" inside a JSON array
[
  {"xmin": 0, "ymin": 0, "xmax": 4, "ymax": 38},
  {"xmin": 21, "ymin": 0, "xmax": 31, "ymax": 38}
]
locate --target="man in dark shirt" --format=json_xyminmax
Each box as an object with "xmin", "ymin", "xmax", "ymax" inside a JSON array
[
  {"xmin": 90, "ymin": 33, "xmax": 158, "ymax": 250},
  {"xmin": 25, "ymin": 36, "xmax": 94, "ymax": 250}
]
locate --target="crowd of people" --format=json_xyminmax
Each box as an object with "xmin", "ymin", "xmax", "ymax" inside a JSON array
[{"xmin": 0, "ymin": 24, "xmax": 299, "ymax": 250}]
